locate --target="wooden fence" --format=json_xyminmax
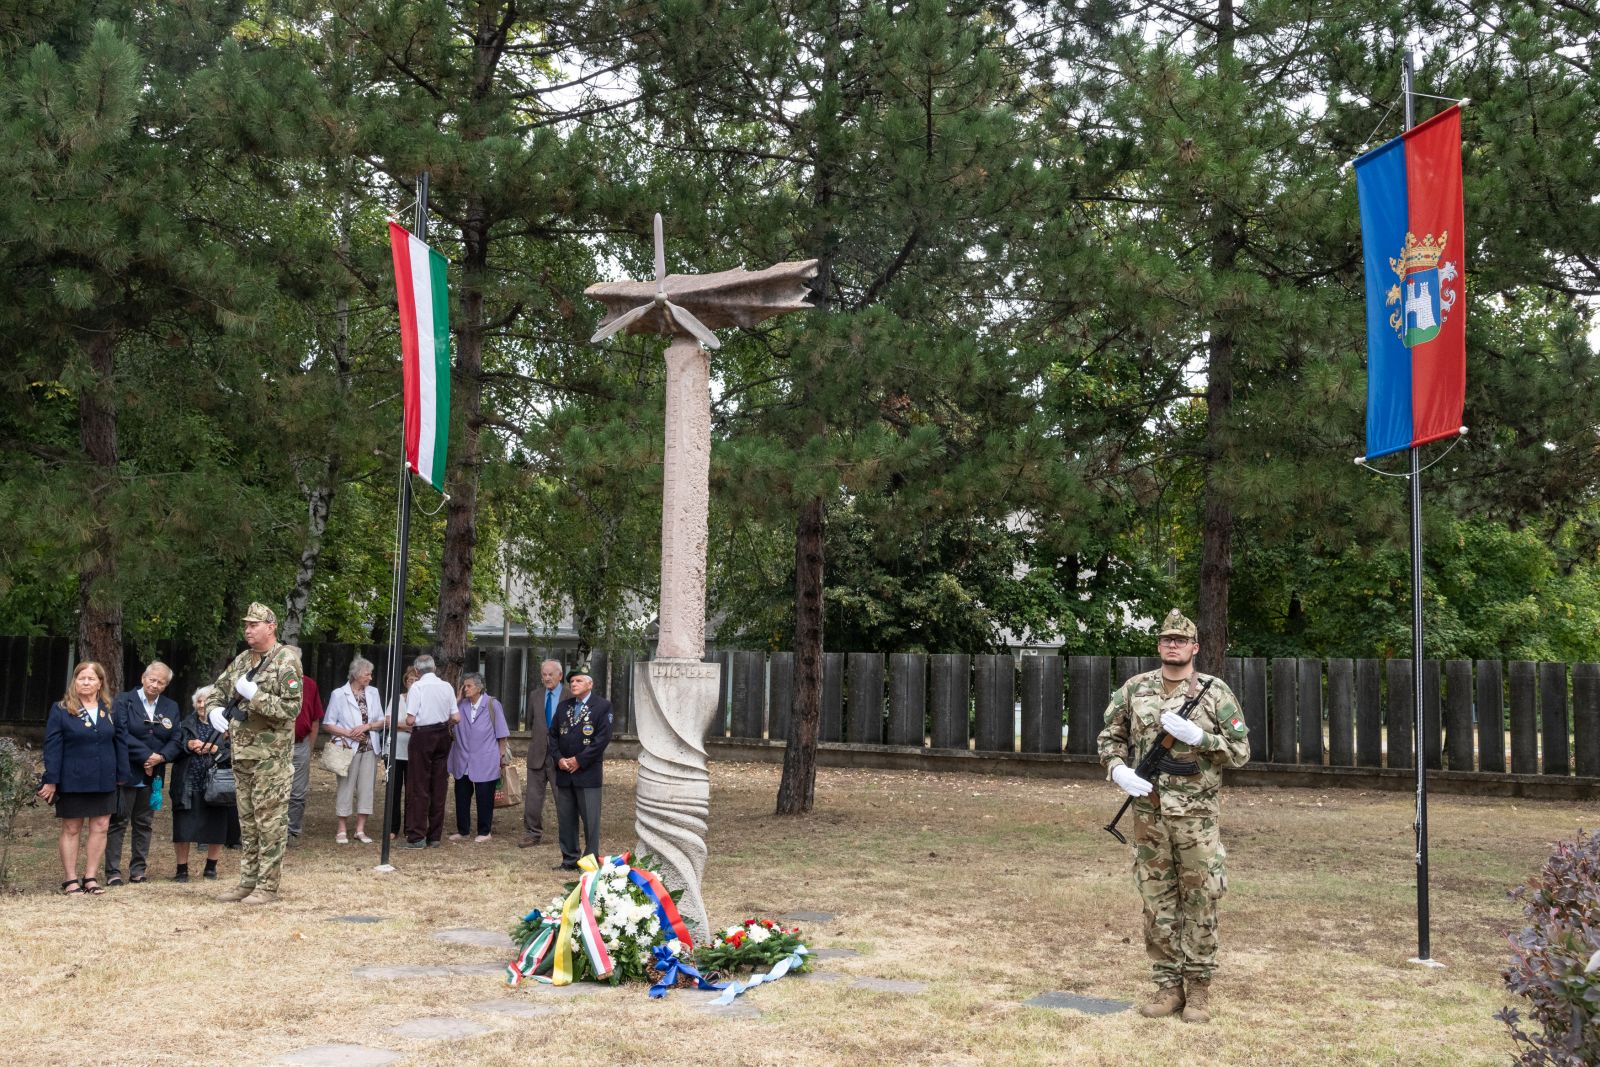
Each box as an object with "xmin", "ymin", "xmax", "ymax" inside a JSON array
[{"xmin": 1, "ymin": 638, "xmax": 1593, "ymax": 778}]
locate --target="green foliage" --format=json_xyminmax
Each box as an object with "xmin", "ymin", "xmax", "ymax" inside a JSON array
[
  {"xmin": 0, "ymin": 738, "xmax": 39, "ymax": 889},
  {"xmin": 1498, "ymin": 830, "xmax": 1600, "ymax": 1066}
]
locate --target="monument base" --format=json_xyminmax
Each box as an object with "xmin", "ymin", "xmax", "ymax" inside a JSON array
[{"xmin": 633, "ymin": 657, "xmax": 721, "ymax": 945}]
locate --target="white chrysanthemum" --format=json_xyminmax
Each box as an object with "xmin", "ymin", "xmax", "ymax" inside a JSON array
[
  {"xmin": 747, "ymin": 925, "xmax": 771, "ymax": 944},
  {"xmin": 667, "ymin": 938, "xmax": 686, "ymax": 957}
]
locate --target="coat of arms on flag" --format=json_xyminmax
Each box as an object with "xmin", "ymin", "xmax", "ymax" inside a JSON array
[{"xmin": 1387, "ymin": 231, "xmax": 1459, "ymax": 348}]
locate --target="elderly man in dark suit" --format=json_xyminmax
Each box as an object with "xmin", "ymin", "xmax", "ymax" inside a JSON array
[
  {"xmin": 106, "ymin": 661, "xmax": 183, "ymax": 885},
  {"xmin": 550, "ymin": 665, "xmax": 612, "ymax": 871},
  {"xmin": 519, "ymin": 658, "xmax": 568, "ymax": 849}
]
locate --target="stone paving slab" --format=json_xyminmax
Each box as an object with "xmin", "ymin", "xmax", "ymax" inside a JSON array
[
  {"xmin": 808, "ymin": 947, "xmax": 861, "ymax": 960},
  {"xmin": 674, "ymin": 989, "xmax": 763, "ymax": 1019},
  {"xmin": 387, "ymin": 1017, "xmax": 495, "ymax": 1041},
  {"xmin": 434, "ymin": 927, "xmax": 516, "ymax": 950},
  {"xmin": 851, "ymin": 977, "xmax": 927, "ymax": 994},
  {"xmin": 447, "ymin": 962, "xmax": 510, "ymax": 976},
  {"xmin": 796, "ymin": 970, "xmax": 847, "ymax": 983},
  {"xmin": 328, "ymin": 915, "xmax": 385, "ymax": 924},
  {"xmin": 781, "ymin": 911, "xmax": 836, "ymax": 923},
  {"xmin": 275, "ymin": 1044, "xmax": 401, "ymax": 1066},
  {"xmin": 1022, "ymin": 991, "xmax": 1131, "ymax": 1015},
  {"xmin": 466, "ymin": 998, "xmax": 559, "ymax": 1019},
  {"xmin": 352, "ymin": 963, "xmax": 507, "ymax": 980},
  {"xmin": 517, "ymin": 980, "xmax": 618, "ymax": 997},
  {"xmin": 353, "ymin": 965, "xmax": 454, "ymax": 980}
]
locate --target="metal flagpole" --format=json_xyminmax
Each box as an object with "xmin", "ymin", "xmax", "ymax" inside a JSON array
[
  {"xmin": 1401, "ymin": 51, "xmax": 1438, "ymax": 968},
  {"xmin": 378, "ymin": 171, "xmax": 429, "ymax": 872}
]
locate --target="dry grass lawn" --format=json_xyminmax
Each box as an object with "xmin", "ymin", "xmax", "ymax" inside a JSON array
[{"xmin": 0, "ymin": 757, "xmax": 1588, "ymax": 1066}]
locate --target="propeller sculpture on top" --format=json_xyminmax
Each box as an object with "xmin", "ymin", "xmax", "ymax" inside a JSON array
[
  {"xmin": 584, "ymin": 214, "xmax": 817, "ymax": 942},
  {"xmin": 589, "ymin": 214, "xmax": 720, "ymax": 350}
]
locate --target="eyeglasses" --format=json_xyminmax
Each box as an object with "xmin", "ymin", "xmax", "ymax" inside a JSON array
[{"xmin": 1157, "ymin": 636, "xmax": 1194, "ymax": 647}]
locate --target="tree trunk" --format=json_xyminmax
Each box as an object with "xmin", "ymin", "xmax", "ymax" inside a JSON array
[
  {"xmin": 77, "ymin": 332, "xmax": 122, "ymax": 693},
  {"xmin": 1196, "ymin": 0, "xmax": 1237, "ymax": 677},
  {"xmin": 283, "ymin": 215, "xmax": 354, "ymax": 645},
  {"xmin": 777, "ymin": 493, "xmax": 825, "ymax": 814},
  {"xmin": 436, "ymin": 207, "xmax": 484, "ymax": 689},
  {"xmin": 776, "ymin": 11, "xmax": 840, "ymax": 814}
]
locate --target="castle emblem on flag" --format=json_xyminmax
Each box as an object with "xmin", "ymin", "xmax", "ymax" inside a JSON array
[{"xmin": 1385, "ymin": 230, "xmax": 1458, "ymax": 348}]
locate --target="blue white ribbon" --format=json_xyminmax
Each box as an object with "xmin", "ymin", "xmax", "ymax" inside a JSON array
[
  {"xmin": 709, "ymin": 945, "xmax": 809, "ymax": 1005},
  {"xmin": 648, "ymin": 943, "xmax": 725, "ymax": 999}
]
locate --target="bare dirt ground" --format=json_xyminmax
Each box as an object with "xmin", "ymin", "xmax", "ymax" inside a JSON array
[{"xmin": 0, "ymin": 758, "xmax": 1586, "ymax": 1066}]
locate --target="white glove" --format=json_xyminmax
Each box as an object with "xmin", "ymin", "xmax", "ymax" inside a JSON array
[
  {"xmin": 234, "ymin": 677, "xmax": 259, "ymax": 702},
  {"xmin": 208, "ymin": 709, "xmax": 232, "ymax": 734},
  {"xmin": 1161, "ymin": 712, "xmax": 1204, "ymax": 746},
  {"xmin": 1111, "ymin": 764, "xmax": 1152, "ymax": 797}
]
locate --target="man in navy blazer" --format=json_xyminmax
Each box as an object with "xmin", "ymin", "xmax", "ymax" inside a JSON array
[
  {"xmin": 550, "ymin": 665, "xmax": 612, "ymax": 871},
  {"xmin": 106, "ymin": 661, "xmax": 182, "ymax": 884}
]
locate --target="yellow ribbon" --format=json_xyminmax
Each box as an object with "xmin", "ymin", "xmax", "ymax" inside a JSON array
[{"xmin": 550, "ymin": 854, "xmax": 602, "ymax": 986}]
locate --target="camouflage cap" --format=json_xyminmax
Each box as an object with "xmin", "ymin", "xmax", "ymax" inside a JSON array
[
  {"xmin": 1158, "ymin": 609, "xmax": 1197, "ymax": 640},
  {"xmin": 243, "ymin": 601, "xmax": 278, "ymax": 625}
]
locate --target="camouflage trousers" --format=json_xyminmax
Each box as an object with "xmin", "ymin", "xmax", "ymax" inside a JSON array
[
  {"xmin": 235, "ymin": 756, "xmax": 291, "ymax": 893},
  {"xmin": 1132, "ymin": 806, "xmax": 1227, "ymax": 984}
]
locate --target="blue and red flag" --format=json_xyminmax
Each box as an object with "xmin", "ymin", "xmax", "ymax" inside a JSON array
[{"xmin": 1354, "ymin": 105, "xmax": 1466, "ymax": 461}]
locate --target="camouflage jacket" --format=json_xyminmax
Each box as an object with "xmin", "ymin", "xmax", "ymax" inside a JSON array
[
  {"xmin": 204, "ymin": 642, "xmax": 301, "ymax": 761},
  {"xmin": 1097, "ymin": 670, "xmax": 1250, "ymax": 817}
]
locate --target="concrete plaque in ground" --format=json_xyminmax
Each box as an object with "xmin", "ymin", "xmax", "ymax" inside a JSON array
[
  {"xmin": 328, "ymin": 915, "xmax": 385, "ymax": 924},
  {"xmin": 851, "ymin": 977, "xmax": 927, "ymax": 994},
  {"xmin": 275, "ymin": 1044, "xmax": 400, "ymax": 1067},
  {"xmin": 781, "ymin": 911, "xmax": 836, "ymax": 923},
  {"xmin": 796, "ymin": 970, "xmax": 846, "ymax": 983},
  {"xmin": 447, "ymin": 962, "xmax": 510, "ymax": 976},
  {"xmin": 434, "ymin": 927, "xmax": 515, "ymax": 950},
  {"xmin": 387, "ymin": 1017, "xmax": 494, "ymax": 1041},
  {"xmin": 808, "ymin": 947, "xmax": 861, "ymax": 960},
  {"xmin": 352, "ymin": 964, "xmax": 454, "ymax": 980},
  {"xmin": 1022, "ymin": 991, "xmax": 1131, "ymax": 1015},
  {"xmin": 466, "ymin": 999, "xmax": 558, "ymax": 1018},
  {"xmin": 676, "ymin": 989, "xmax": 763, "ymax": 1019}
]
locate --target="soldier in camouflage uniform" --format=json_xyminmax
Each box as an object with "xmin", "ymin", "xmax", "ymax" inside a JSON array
[
  {"xmin": 203, "ymin": 602, "xmax": 302, "ymax": 905},
  {"xmin": 1098, "ymin": 609, "xmax": 1250, "ymax": 1024}
]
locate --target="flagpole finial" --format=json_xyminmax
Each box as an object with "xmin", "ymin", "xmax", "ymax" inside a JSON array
[
  {"xmin": 1353, "ymin": 456, "xmax": 1367, "ymax": 466},
  {"xmin": 1458, "ymin": 426, "xmax": 1469, "ymax": 436}
]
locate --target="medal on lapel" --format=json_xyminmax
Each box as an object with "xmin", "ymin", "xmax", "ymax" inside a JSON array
[{"xmin": 161, "ymin": 716, "xmax": 172, "ymax": 729}]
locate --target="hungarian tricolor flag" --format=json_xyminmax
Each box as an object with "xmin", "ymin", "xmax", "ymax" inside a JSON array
[
  {"xmin": 1354, "ymin": 105, "xmax": 1466, "ymax": 461},
  {"xmin": 388, "ymin": 222, "xmax": 451, "ymax": 490}
]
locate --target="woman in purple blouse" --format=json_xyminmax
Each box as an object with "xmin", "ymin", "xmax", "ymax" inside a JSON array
[{"xmin": 446, "ymin": 672, "xmax": 510, "ymax": 842}]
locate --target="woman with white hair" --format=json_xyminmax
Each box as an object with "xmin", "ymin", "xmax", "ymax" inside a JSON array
[
  {"xmin": 171, "ymin": 685, "xmax": 239, "ymax": 882},
  {"xmin": 324, "ymin": 657, "xmax": 386, "ymax": 844}
]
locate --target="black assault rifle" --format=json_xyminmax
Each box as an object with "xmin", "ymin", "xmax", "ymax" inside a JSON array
[
  {"xmin": 219, "ymin": 653, "xmax": 270, "ymax": 727},
  {"xmin": 1102, "ymin": 677, "xmax": 1214, "ymax": 844}
]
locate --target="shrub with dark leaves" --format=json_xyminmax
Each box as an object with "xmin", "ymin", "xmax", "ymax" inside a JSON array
[{"xmin": 1498, "ymin": 830, "xmax": 1600, "ymax": 1066}]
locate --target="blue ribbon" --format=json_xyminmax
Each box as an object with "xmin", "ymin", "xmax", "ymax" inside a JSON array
[
  {"xmin": 648, "ymin": 943, "xmax": 725, "ymax": 999},
  {"xmin": 709, "ymin": 945, "xmax": 809, "ymax": 1005}
]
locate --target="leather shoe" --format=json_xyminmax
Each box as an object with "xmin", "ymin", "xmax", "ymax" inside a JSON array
[
  {"xmin": 402, "ymin": 840, "xmax": 427, "ymax": 850},
  {"xmin": 518, "ymin": 836, "xmax": 540, "ymax": 848},
  {"xmin": 552, "ymin": 861, "xmax": 578, "ymax": 871}
]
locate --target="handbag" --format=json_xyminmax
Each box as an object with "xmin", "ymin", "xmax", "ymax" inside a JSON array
[
  {"xmin": 204, "ymin": 763, "xmax": 236, "ymax": 807},
  {"xmin": 499, "ymin": 763, "xmax": 525, "ymax": 807},
  {"xmin": 321, "ymin": 741, "xmax": 355, "ymax": 778}
]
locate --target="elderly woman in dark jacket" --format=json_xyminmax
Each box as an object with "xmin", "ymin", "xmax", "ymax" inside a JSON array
[
  {"xmin": 39, "ymin": 661, "xmax": 128, "ymax": 895},
  {"xmin": 170, "ymin": 685, "xmax": 240, "ymax": 883}
]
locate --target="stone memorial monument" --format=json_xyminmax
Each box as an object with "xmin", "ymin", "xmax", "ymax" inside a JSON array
[{"xmin": 587, "ymin": 216, "xmax": 816, "ymax": 940}]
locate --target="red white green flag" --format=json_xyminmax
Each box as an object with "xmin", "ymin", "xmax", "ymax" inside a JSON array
[{"xmin": 388, "ymin": 222, "xmax": 451, "ymax": 490}]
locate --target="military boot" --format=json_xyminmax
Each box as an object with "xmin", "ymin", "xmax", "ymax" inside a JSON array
[
  {"xmin": 1137, "ymin": 984, "xmax": 1184, "ymax": 1018},
  {"xmin": 240, "ymin": 888, "xmax": 278, "ymax": 906},
  {"xmin": 217, "ymin": 884, "xmax": 255, "ymax": 902},
  {"xmin": 1181, "ymin": 979, "xmax": 1211, "ymax": 1024}
]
